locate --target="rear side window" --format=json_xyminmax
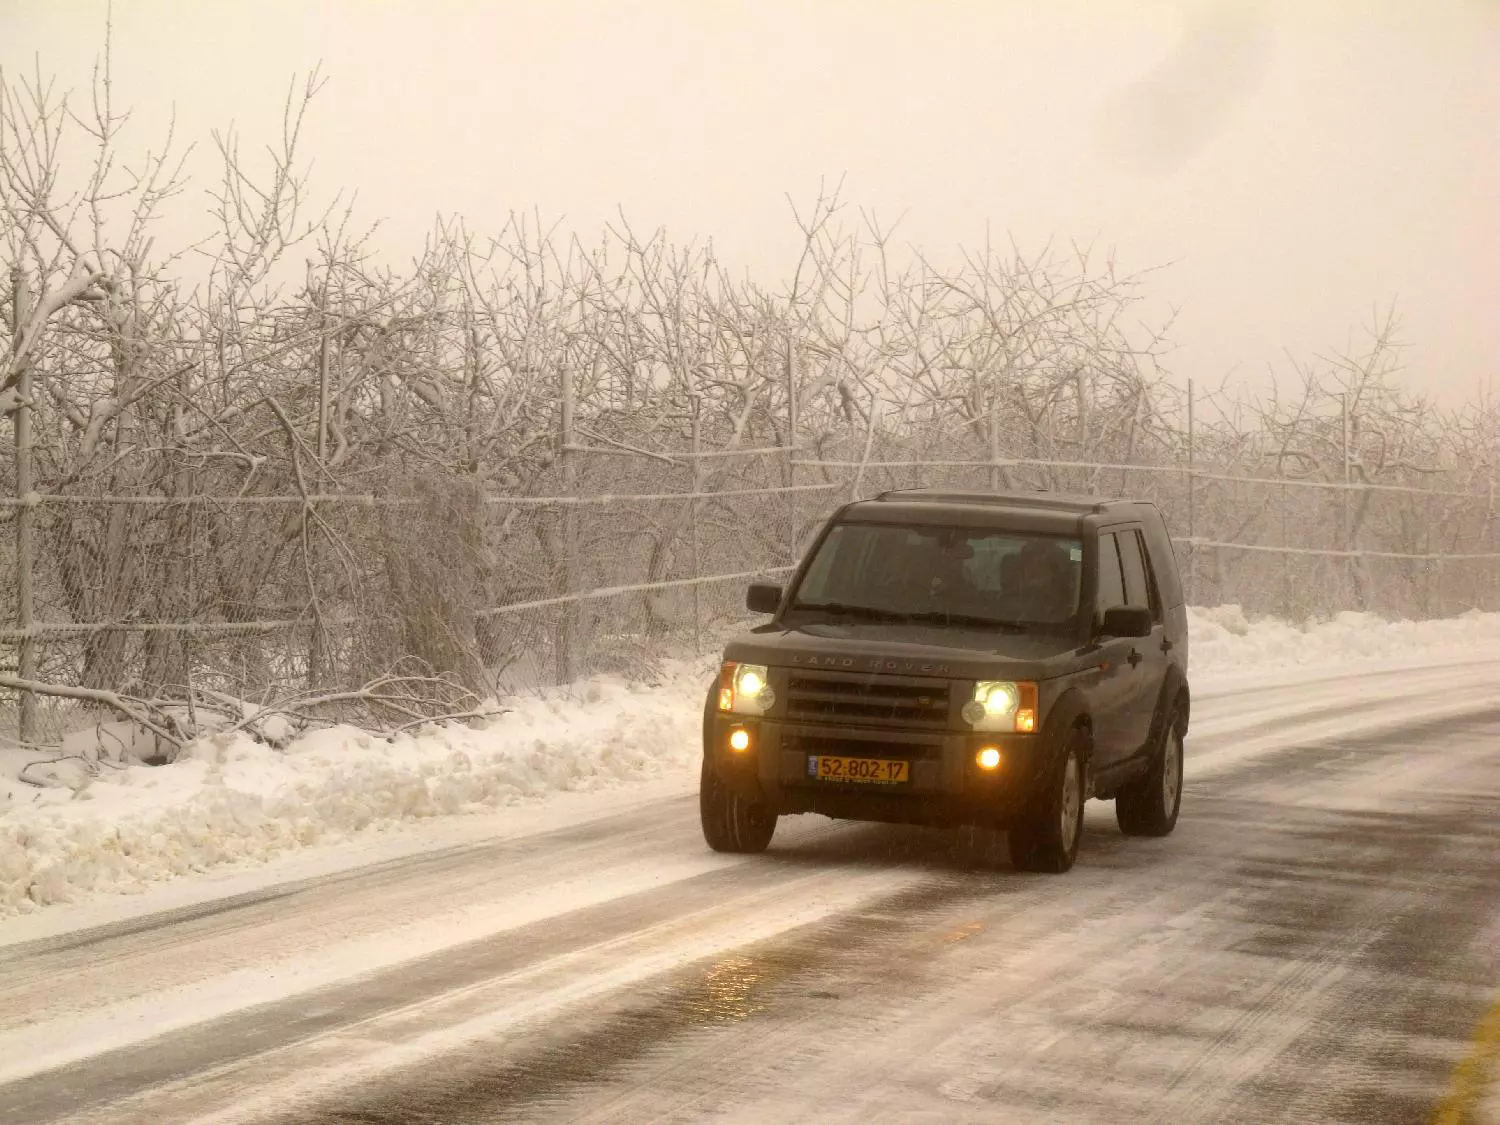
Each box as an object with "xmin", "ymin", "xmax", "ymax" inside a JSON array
[
  {"xmin": 1140, "ymin": 507, "xmax": 1184, "ymax": 609},
  {"xmin": 1118, "ymin": 529, "xmax": 1159, "ymax": 619},
  {"xmin": 1134, "ymin": 529, "xmax": 1165, "ymax": 618},
  {"xmin": 1096, "ymin": 533, "xmax": 1125, "ymax": 610}
]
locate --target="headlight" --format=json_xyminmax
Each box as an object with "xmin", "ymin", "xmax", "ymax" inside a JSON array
[
  {"xmin": 963, "ymin": 680, "xmax": 1038, "ymax": 733},
  {"xmin": 718, "ymin": 662, "xmax": 776, "ymax": 715}
]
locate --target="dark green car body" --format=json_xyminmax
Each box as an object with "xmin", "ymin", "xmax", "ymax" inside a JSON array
[{"xmin": 701, "ymin": 489, "xmax": 1192, "ymax": 871}]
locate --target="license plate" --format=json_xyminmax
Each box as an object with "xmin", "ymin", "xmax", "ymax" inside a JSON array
[{"xmin": 807, "ymin": 755, "xmax": 910, "ymax": 784}]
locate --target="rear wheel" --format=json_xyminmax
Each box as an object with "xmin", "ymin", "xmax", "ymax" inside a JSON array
[
  {"xmin": 1009, "ymin": 729, "xmax": 1086, "ymax": 873},
  {"xmin": 700, "ymin": 759, "xmax": 778, "ymax": 853},
  {"xmin": 1116, "ymin": 704, "xmax": 1184, "ymax": 837}
]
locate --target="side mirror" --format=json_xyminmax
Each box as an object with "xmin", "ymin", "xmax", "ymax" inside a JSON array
[
  {"xmin": 746, "ymin": 582, "xmax": 784, "ymax": 615},
  {"xmin": 1098, "ymin": 604, "xmax": 1152, "ymax": 639}
]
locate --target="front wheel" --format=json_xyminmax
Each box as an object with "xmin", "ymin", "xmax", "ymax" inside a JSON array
[
  {"xmin": 1116, "ymin": 706, "xmax": 1184, "ymax": 837},
  {"xmin": 1009, "ymin": 730, "xmax": 1086, "ymax": 873},
  {"xmin": 700, "ymin": 760, "xmax": 778, "ymax": 854}
]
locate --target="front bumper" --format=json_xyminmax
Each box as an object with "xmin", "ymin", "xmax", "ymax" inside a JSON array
[{"xmin": 706, "ymin": 713, "xmax": 1046, "ymax": 829}]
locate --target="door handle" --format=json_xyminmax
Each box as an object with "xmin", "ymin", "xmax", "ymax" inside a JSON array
[
  {"xmin": 1127, "ymin": 648, "xmax": 1142, "ymax": 668},
  {"xmin": 1161, "ymin": 638, "xmax": 1173, "ymax": 652}
]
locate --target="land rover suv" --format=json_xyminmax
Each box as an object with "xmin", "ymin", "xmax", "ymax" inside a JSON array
[{"xmin": 700, "ymin": 488, "xmax": 1191, "ymax": 873}]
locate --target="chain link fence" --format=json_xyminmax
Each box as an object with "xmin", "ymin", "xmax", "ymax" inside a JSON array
[
  {"xmin": 4, "ymin": 419, "xmax": 1498, "ymax": 747},
  {"xmin": 801, "ymin": 434, "xmax": 1500, "ymax": 622}
]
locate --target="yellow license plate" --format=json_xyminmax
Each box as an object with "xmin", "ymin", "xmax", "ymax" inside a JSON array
[{"xmin": 808, "ymin": 755, "xmax": 910, "ymax": 784}]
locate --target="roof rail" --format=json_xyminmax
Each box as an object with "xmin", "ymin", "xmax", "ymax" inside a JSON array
[{"xmin": 868, "ymin": 487, "xmax": 1123, "ymax": 514}]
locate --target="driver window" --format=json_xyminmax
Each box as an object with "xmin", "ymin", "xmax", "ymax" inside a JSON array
[{"xmin": 1096, "ymin": 533, "xmax": 1125, "ymax": 610}]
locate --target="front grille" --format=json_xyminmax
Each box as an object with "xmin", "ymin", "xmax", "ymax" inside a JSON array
[
  {"xmin": 785, "ymin": 732, "xmax": 942, "ymax": 761},
  {"xmin": 785, "ymin": 673, "xmax": 950, "ymax": 730}
]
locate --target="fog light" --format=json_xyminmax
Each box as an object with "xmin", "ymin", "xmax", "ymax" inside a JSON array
[
  {"xmin": 728, "ymin": 728, "xmax": 752, "ymax": 753},
  {"xmin": 976, "ymin": 746, "xmax": 1002, "ymax": 771}
]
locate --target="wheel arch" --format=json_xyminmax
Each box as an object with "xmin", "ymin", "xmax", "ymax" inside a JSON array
[
  {"xmin": 1042, "ymin": 685, "xmax": 1095, "ymax": 775},
  {"xmin": 701, "ymin": 677, "xmax": 719, "ymax": 753},
  {"xmin": 1155, "ymin": 665, "xmax": 1190, "ymax": 738}
]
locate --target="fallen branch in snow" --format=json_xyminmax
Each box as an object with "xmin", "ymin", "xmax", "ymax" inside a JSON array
[
  {"xmin": 17, "ymin": 751, "xmax": 124, "ymax": 789},
  {"xmin": 0, "ymin": 676, "xmax": 187, "ymax": 755},
  {"xmin": 1, "ymin": 665, "xmax": 502, "ymax": 772},
  {"xmin": 391, "ymin": 708, "xmax": 507, "ymax": 734},
  {"xmin": 203, "ymin": 663, "xmax": 507, "ymax": 740}
]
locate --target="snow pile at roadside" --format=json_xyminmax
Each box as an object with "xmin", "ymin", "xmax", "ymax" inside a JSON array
[
  {"xmin": 1188, "ymin": 605, "xmax": 1500, "ymax": 677},
  {"xmin": 4, "ymin": 608, "xmax": 1500, "ymax": 916},
  {"xmin": 0, "ymin": 660, "xmax": 711, "ymax": 916}
]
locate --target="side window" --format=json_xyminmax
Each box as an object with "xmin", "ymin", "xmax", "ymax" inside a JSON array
[
  {"xmin": 1118, "ymin": 528, "xmax": 1157, "ymax": 618},
  {"xmin": 1134, "ymin": 530, "xmax": 1164, "ymax": 618},
  {"xmin": 1095, "ymin": 533, "xmax": 1125, "ymax": 611}
]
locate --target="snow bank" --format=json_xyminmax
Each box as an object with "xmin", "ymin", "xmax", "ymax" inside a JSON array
[
  {"xmin": 0, "ymin": 661, "xmax": 710, "ymax": 916},
  {"xmin": 4, "ymin": 608, "xmax": 1500, "ymax": 917},
  {"xmin": 1188, "ymin": 605, "xmax": 1500, "ymax": 677}
]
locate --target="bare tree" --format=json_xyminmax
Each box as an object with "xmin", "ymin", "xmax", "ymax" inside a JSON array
[{"xmin": 3, "ymin": 41, "xmax": 1496, "ymax": 758}]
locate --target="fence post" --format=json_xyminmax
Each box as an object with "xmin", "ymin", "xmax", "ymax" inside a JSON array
[
  {"xmin": 689, "ymin": 392, "xmax": 703, "ymax": 655},
  {"xmin": 1482, "ymin": 477, "xmax": 1494, "ymax": 618},
  {"xmin": 557, "ymin": 361, "xmax": 579, "ymax": 684},
  {"xmin": 309, "ymin": 278, "xmax": 331, "ymax": 688},
  {"xmin": 184, "ymin": 440, "xmax": 200, "ymax": 733},
  {"xmin": 1281, "ymin": 481, "xmax": 1291, "ymax": 618},
  {"xmin": 316, "ymin": 272, "xmax": 331, "ymax": 463},
  {"xmin": 784, "ymin": 335, "xmax": 798, "ymax": 565},
  {"xmin": 9, "ymin": 265, "xmax": 38, "ymax": 743},
  {"xmin": 1186, "ymin": 378, "xmax": 1196, "ymax": 606},
  {"xmin": 988, "ymin": 380, "xmax": 1001, "ymax": 491},
  {"xmin": 1340, "ymin": 391, "xmax": 1353, "ymax": 606}
]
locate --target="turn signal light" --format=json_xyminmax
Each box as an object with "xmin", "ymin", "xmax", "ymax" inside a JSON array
[
  {"xmin": 1015, "ymin": 709, "xmax": 1036, "ymax": 733},
  {"xmin": 718, "ymin": 663, "xmax": 736, "ymax": 712}
]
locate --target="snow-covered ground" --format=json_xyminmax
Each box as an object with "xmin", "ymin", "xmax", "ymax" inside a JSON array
[{"xmin": 3, "ymin": 606, "xmax": 1500, "ymax": 921}]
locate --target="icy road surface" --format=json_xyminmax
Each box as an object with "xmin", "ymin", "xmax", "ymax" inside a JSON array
[{"xmin": 1, "ymin": 657, "xmax": 1498, "ymax": 1124}]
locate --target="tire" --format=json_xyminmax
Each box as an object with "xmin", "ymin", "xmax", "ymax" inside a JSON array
[
  {"xmin": 1008, "ymin": 728, "xmax": 1086, "ymax": 874},
  {"xmin": 1116, "ymin": 703, "xmax": 1184, "ymax": 837},
  {"xmin": 700, "ymin": 758, "xmax": 778, "ymax": 853},
  {"xmin": 699, "ymin": 682, "xmax": 777, "ymax": 854}
]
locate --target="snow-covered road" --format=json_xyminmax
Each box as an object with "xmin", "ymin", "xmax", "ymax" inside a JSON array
[{"xmin": 2, "ymin": 656, "xmax": 1499, "ymax": 1124}]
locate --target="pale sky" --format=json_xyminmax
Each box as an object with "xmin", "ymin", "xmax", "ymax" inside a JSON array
[{"xmin": 3, "ymin": 0, "xmax": 1497, "ymax": 406}]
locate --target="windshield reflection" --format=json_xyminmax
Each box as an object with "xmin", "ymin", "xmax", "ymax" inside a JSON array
[{"xmin": 789, "ymin": 523, "xmax": 1083, "ymax": 630}]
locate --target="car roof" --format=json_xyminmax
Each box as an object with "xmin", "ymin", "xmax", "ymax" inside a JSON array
[
  {"xmin": 874, "ymin": 488, "xmax": 1125, "ymax": 512},
  {"xmin": 839, "ymin": 488, "xmax": 1150, "ymax": 533}
]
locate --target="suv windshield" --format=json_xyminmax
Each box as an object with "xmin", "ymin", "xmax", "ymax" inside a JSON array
[{"xmin": 789, "ymin": 521, "xmax": 1083, "ymax": 630}]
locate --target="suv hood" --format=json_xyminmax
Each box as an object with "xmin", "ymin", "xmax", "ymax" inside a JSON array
[{"xmin": 722, "ymin": 620, "xmax": 1082, "ymax": 682}]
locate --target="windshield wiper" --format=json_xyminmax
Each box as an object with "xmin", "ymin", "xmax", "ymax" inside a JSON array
[
  {"xmin": 787, "ymin": 600, "xmax": 904, "ymax": 621},
  {"xmin": 790, "ymin": 603, "xmax": 1029, "ymax": 631},
  {"xmin": 891, "ymin": 610, "xmax": 1029, "ymax": 631}
]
